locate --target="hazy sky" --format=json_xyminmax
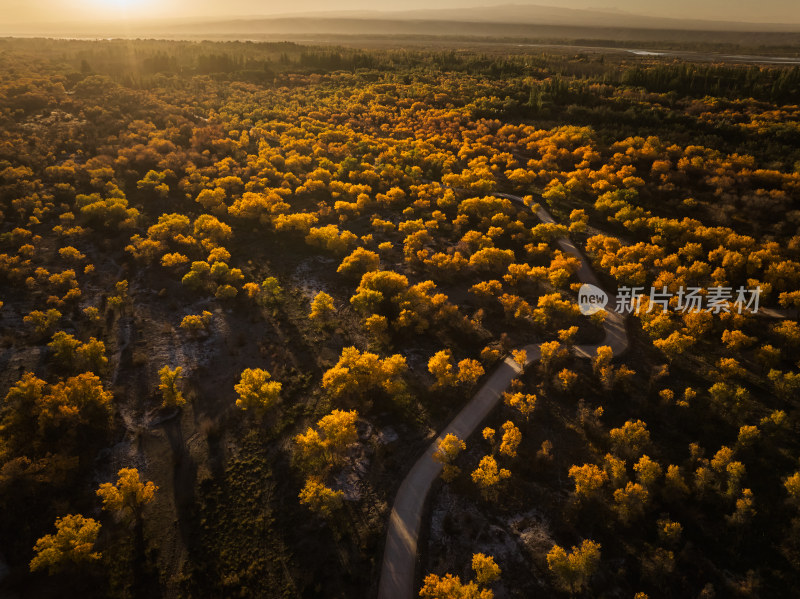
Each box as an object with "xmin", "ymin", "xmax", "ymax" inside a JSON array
[{"xmin": 4, "ymin": 0, "xmax": 799, "ymax": 24}]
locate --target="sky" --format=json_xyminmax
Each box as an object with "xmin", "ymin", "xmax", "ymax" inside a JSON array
[{"xmin": 4, "ymin": 0, "xmax": 799, "ymax": 25}]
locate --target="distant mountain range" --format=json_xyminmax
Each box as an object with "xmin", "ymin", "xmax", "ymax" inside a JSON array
[
  {"xmin": 262, "ymin": 4, "xmax": 800, "ymax": 32},
  {"xmin": 3, "ymin": 3, "xmax": 799, "ymax": 38}
]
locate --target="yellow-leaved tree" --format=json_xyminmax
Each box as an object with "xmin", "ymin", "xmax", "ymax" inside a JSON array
[
  {"xmin": 569, "ymin": 463, "xmax": 608, "ymax": 501},
  {"xmin": 337, "ymin": 247, "xmax": 380, "ymax": 278},
  {"xmin": 499, "ymin": 421, "xmax": 522, "ymax": 458},
  {"xmin": 457, "ymin": 358, "xmax": 485, "ymax": 387},
  {"xmin": 322, "ymin": 347, "xmax": 408, "ymax": 404},
  {"xmin": 428, "ymin": 349, "xmax": 485, "ymax": 389},
  {"xmin": 428, "ymin": 350, "xmax": 456, "ymax": 388},
  {"xmin": 96, "ymin": 467, "xmax": 158, "ymax": 521},
  {"xmin": 234, "ymin": 368, "xmax": 281, "ymax": 412},
  {"xmin": 609, "ymin": 419, "xmax": 651, "ymax": 459},
  {"xmin": 420, "ymin": 553, "xmax": 501, "ymax": 598},
  {"xmin": 158, "ymin": 365, "xmax": 185, "ymax": 408},
  {"xmin": 30, "ymin": 514, "xmax": 101, "ymax": 574},
  {"xmin": 433, "ymin": 433, "xmax": 466, "ymax": 482},
  {"xmin": 294, "ymin": 409, "xmax": 359, "ymax": 471},
  {"xmin": 309, "ymin": 291, "xmax": 336, "ymax": 325},
  {"xmin": 294, "ymin": 410, "xmax": 359, "ymax": 518},
  {"xmin": 298, "ymin": 478, "xmax": 344, "ymax": 518},
  {"xmin": 786, "ymin": 471, "xmax": 800, "ymax": 507},
  {"xmin": 511, "ymin": 349, "xmax": 527, "ymax": 370},
  {"xmin": 471, "ymin": 455, "xmax": 510, "ymax": 500},
  {"xmin": 546, "ymin": 539, "xmax": 602, "ymax": 594},
  {"xmin": 504, "ymin": 391, "xmax": 537, "ymax": 422},
  {"xmin": 180, "ymin": 310, "xmax": 213, "ymax": 334}
]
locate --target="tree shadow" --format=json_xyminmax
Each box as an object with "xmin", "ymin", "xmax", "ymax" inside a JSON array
[
  {"xmin": 162, "ymin": 415, "xmax": 197, "ymax": 552},
  {"xmin": 130, "ymin": 517, "xmax": 162, "ymax": 599}
]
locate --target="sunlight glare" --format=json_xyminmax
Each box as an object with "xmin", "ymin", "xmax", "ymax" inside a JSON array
[{"xmin": 87, "ymin": 0, "xmax": 154, "ymax": 19}]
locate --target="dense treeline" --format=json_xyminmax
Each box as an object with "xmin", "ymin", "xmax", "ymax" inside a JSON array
[
  {"xmin": 617, "ymin": 62, "xmax": 800, "ymax": 103},
  {"xmin": 3, "ymin": 37, "xmax": 799, "ymax": 103}
]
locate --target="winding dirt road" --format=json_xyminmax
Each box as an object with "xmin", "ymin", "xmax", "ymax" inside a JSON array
[{"xmin": 377, "ymin": 192, "xmax": 628, "ymax": 599}]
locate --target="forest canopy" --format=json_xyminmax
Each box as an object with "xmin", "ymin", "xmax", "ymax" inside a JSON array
[{"xmin": 0, "ymin": 36, "xmax": 799, "ymax": 599}]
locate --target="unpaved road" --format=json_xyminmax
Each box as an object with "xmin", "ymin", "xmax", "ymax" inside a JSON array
[{"xmin": 377, "ymin": 192, "xmax": 628, "ymax": 599}]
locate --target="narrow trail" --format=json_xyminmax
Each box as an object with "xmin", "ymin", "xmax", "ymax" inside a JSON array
[{"xmin": 377, "ymin": 192, "xmax": 628, "ymax": 599}]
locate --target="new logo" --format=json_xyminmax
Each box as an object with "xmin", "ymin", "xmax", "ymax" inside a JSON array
[{"xmin": 578, "ymin": 283, "xmax": 608, "ymax": 315}]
